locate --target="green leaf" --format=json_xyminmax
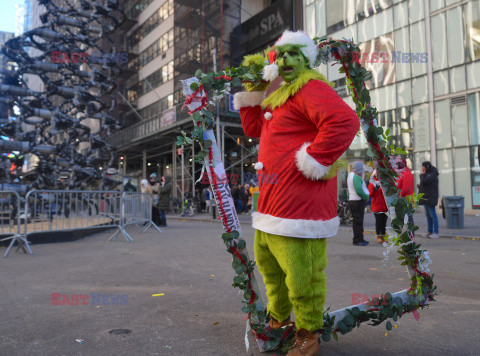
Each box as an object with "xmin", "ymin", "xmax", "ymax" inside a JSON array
[
  {"xmin": 190, "ymin": 82, "xmax": 199, "ymax": 91},
  {"xmin": 386, "ymin": 321, "xmax": 393, "ymax": 331},
  {"xmin": 332, "ymin": 332, "xmax": 338, "ymax": 341},
  {"xmin": 237, "ymin": 239, "xmax": 246, "ymax": 249},
  {"xmin": 230, "ymin": 230, "xmax": 240, "ymax": 239},
  {"xmin": 321, "ymin": 333, "xmax": 331, "ymax": 342},
  {"xmin": 195, "ymin": 69, "xmax": 203, "ymax": 78}
]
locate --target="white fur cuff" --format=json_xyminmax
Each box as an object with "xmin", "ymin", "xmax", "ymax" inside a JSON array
[
  {"xmin": 233, "ymin": 91, "xmax": 265, "ymax": 110},
  {"xmin": 295, "ymin": 142, "xmax": 330, "ymax": 180},
  {"xmin": 252, "ymin": 212, "xmax": 339, "ymax": 239}
]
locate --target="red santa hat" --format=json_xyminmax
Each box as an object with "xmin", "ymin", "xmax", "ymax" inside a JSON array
[{"xmin": 262, "ymin": 30, "xmax": 318, "ymax": 82}]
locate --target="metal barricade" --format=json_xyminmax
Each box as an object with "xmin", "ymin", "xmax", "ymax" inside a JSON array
[
  {"xmin": 116, "ymin": 192, "xmax": 162, "ymax": 238},
  {"xmin": 0, "ymin": 190, "xmax": 33, "ymax": 257},
  {"xmin": 23, "ymin": 190, "xmax": 133, "ymax": 242}
]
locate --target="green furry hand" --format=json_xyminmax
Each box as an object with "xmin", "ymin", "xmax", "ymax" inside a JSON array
[{"xmin": 242, "ymin": 53, "xmax": 270, "ymax": 92}]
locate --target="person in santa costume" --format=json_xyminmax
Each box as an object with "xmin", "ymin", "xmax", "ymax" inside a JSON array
[{"xmin": 233, "ymin": 30, "xmax": 359, "ymax": 355}]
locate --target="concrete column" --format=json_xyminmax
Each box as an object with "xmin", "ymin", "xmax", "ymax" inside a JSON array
[
  {"xmin": 142, "ymin": 149, "xmax": 147, "ymax": 179},
  {"xmin": 424, "ymin": 0, "xmax": 437, "ymax": 166}
]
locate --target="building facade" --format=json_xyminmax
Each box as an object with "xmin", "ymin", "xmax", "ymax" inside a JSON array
[
  {"xmin": 305, "ymin": 0, "xmax": 480, "ymax": 210},
  {"xmin": 108, "ymin": 0, "xmax": 298, "ymax": 199}
]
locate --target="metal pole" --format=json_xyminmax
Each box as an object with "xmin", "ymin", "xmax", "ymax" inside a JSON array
[
  {"xmin": 142, "ymin": 150, "xmax": 147, "ymax": 179},
  {"xmin": 241, "ymin": 145, "xmax": 244, "ymax": 184},
  {"xmin": 192, "ymin": 143, "xmax": 195, "ymax": 197},
  {"xmin": 424, "ymin": 0, "xmax": 437, "ymax": 166},
  {"xmin": 181, "ymin": 144, "xmax": 185, "ymax": 206},
  {"xmin": 172, "ymin": 143, "xmax": 177, "ymax": 198},
  {"xmin": 213, "ymin": 49, "xmax": 221, "ymax": 153},
  {"xmin": 221, "ymin": 124, "xmax": 225, "ymax": 162}
]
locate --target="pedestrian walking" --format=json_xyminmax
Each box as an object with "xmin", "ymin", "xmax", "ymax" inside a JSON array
[
  {"xmin": 418, "ymin": 161, "xmax": 440, "ymax": 238},
  {"xmin": 149, "ymin": 173, "xmax": 161, "ymax": 226},
  {"xmin": 157, "ymin": 176, "xmax": 172, "ymax": 227},
  {"xmin": 368, "ymin": 170, "xmax": 388, "ymax": 244},
  {"xmin": 205, "ymin": 186, "xmax": 213, "ymax": 213},
  {"xmin": 347, "ymin": 161, "xmax": 370, "ymax": 246},
  {"xmin": 396, "ymin": 159, "xmax": 415, "ymax": 229}
]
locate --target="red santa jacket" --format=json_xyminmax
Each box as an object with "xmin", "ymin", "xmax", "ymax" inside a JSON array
[
  {"xmin": 397, "ymin": 167, "xmax": 414, "ymax": 197},
  {"xmin": 234, "ymin": 80, "xmax": 359, "ymax": 238},
  {"xmin": 368, "ymin": 179, "xmax": 388, "ymax": 213}
]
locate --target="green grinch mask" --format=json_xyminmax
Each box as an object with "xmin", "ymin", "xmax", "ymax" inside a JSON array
[{"xmin": 275, "ymin": 44, "xmax": 309, "ymax": 83}]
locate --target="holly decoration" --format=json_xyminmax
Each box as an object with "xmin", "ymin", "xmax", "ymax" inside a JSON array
[{"xmin": 180, "ymin": 38, "xmax": 438, "ymax": 352}]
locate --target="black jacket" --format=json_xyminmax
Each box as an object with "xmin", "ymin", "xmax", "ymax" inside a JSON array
[
  {"xmin": 418, "ymin": 166, "xmax": 439, "ymax": 206},
  {"xmin": 158, "ymin": 176, "xmax": 172, "ymax": 211}
]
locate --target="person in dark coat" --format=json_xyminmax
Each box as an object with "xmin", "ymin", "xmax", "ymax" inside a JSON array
[
  {"xmin": 418, "ymin": 161, "xmax": 439, "ymax": 238},
  {"xmin": 157, "ymin": 175, "xmax": 172, "ymax": 227}
]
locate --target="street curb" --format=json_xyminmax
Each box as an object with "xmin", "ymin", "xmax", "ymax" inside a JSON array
[{"xmin": 168, "ymin": 216, "xmax": 480, "ymax": 241}]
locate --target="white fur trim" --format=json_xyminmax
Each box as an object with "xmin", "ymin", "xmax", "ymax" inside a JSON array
[
  {"xmin": 275, "ymin": 30, "xmax": 317, "ymax": 67},
  {"xmin": 254, "ymin": 162, "xmax": 263, "ymax": 170},
  {"xmin": 233, "ymin": 91, "xmax": 265, "ymax": 110},
  {"xmin": 264, "ymin": 112, "xmax": 272, "ymax": 120},
  {"xmin": 252, "ymin": 212, "xmax": 339, "ymax": 239},
  {"xmin": 295, "ymin": 142, "xmax": 330, "ymax": 180},
  {"xmin": 262, "ymin": 64, "xmax": 279, "ymax": 82}
]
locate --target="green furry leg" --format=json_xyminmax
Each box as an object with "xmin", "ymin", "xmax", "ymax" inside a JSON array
[{"xmin": 254, "ymin": 229, "xmax": 328, "ymax": 331}]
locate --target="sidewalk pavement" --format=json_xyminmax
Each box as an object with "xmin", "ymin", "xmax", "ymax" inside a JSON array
[{"xmin": 169, "ymin": 210, "xmax": 480, "ymax": 239}]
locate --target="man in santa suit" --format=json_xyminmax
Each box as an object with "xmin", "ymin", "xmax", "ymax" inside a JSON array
[{"xmin": 233, "ymin": 31, "xmax": 359, "ymax": 355}]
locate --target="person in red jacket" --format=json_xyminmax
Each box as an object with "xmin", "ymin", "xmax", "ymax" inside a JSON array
[
  {"xmin": 234, "ymin": 30, "xmax": 359, "ymax": 355},
  {"xmin": 396, "ymin": 159, "xmax": 415, "ymax": 229},
  {"xmin": 368, "ymin": 170, "xmax": 388, "ymax": 244}
]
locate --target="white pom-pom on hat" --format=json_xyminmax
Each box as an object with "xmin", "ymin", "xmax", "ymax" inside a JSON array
[
  {"xmin": 254, "ymin": 162, "xmax": 264, "ymax": 170},
  {"xmin": 264, "ymin": 112, "xmax": 272, "ymax": 120}
]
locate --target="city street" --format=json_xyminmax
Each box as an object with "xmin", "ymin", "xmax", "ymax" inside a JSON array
[{"xmin": 0, "ymin": 219, "xmax": 479, "ymax": 355}]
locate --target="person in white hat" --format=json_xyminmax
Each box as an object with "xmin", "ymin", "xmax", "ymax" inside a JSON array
[{"xmin": 234, "ymin": 30, "xmax": 360, "ymax": 355}]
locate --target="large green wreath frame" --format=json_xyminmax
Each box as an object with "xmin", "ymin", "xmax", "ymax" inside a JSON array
[{"xmin": 179, "ymin": 38, "xmax": 438, "ymax": 352}]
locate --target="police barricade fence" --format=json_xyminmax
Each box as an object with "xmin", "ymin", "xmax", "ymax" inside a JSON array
[
  {"xmin": 0, "ymin": 190, "xmax": 32, "ymax": 257},
  {"xmin": 120, "ymin": 192, "xmax": 162, "ymax": 236}
]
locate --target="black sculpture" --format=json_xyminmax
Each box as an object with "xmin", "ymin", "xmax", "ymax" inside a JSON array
[{"xmin": 0, "ymin": 0, "xmax": 126, "ymax": 191}]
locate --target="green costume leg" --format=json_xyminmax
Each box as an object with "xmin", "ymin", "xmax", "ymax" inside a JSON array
[
  {"xmin": 254, "ymin": 229, "xmax": 293, "ymax": 323},
  {"xmin": 254, "ymin": 229, "xmax": 328, "ymax": 331}
]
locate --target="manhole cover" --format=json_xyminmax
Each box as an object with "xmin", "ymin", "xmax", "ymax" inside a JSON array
[{"xmin": 109, "ymin": 329, "xmax": 132, "ymax": 335}]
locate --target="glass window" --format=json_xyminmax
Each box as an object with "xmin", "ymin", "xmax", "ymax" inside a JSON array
[
  {"xmin": 431, "ymin": 13, "xmax": 448, "ymax": 70},
  {"xmin": 408, "ymin": 0, "xmax": 425, "ymax": 23},
  {"xmin": 430, "ymin": 0, "xmax": 445, "ymax": 12},
  {"xmin": 437, "ymin": 148, "xmax": 455, "ymax": 197},
  {"xmin": 466, "ymin": 61, "xmax": 480, "ymax": 89},
  {"xmin": 414, "ymin": 151, "xmax": 431, "ymax": 182},
  {"xmin": 452, "ymin": 104, "xmax": 468, "ymax": 147},
  {"xmin": 305, "ymin": 2, "xmax": 316, "ymax": 37},
  {"xmin": 447, "ymin": 7, "xmax": 465, "ymax": 66},
  {"xmin": 326, "ymin": 0, "xmax": 356, "ymax": 33},
  {"xmin": 433, "ymin": 70, "xmax": 449, "ymax": 97},
  {"xmin": 410, "ymin": 21, "xmax": 427, "ymax": 77},
  {"xmin": 394, "ymin": 27, "xmax": 411, "ymax": 81},
  {"xmin": 397, "ymin": 80, "xmax": 412, "ymax": 107},
  {"xmin": 393, "ymin": 2, "xmax": 408, "ymax": 30},
  {"xmin": 465, "ymin": 0, "xmax": 480, "ymax": 61},
  {"xmin": 469, "ymin": 92, "xmax": 480, "ymax": 145},
  {"xmin": 316, "ymin": 1, "xmax": 327, "ymax": 37},
  {"xmin": 412, "ymin": 75, "xmax": 428, "ymax": 104},
  {"xmin": 359, "ymin": 33, "xmax": 395, "ymax": 89},
  {"xmin": 356, "ymin": 0, "xmax": 393, "ymax": 21},
  {"xmin": 453, "ymin": 147, "xmax": 472, "ymax": 208},
  {"xmin": 412, "ymin": 103, "xmax": 430, "ymax": 151},
  {"xmin": 471, "ymin": 146, "xmax": 480, "ymax": 208},
  {"xmin": 449, "ymin": 66, "xmax": 466, "ymax": 93},
  {"xmin": 434, "ymin": 99, "xmax": 452, "ymax": 149}
]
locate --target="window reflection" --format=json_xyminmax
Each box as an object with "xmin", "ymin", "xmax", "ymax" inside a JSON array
[
  {"xmin": 359, "ymin": 33, "xmax": 395, "ymax": 89},
  {"xmin": 466, "ymin": 0, "xmax": 480, "ymax": 61}
]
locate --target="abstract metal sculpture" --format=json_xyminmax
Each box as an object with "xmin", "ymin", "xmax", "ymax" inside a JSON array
[{"xmin": 0, "ymin": 0, "xmax": 125, "ymax": 191}]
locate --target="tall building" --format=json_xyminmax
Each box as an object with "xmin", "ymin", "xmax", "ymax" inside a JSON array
[
  {"xmin": 304, "ymin": 0, "xmax": 480, "ymax": 211},
  {"xmin": 0, "ymin": 31, "xmax": 15, "ymax": 121},
  {"xmin": 108, "ymin": 0, "xmax": 272, "ymax": 198}
]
